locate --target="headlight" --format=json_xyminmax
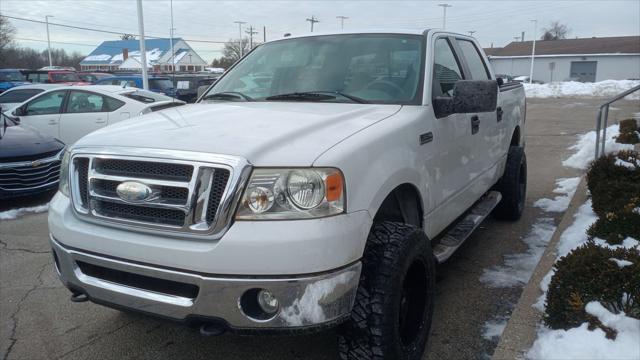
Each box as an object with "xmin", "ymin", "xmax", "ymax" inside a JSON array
[
  {"xmin": 58, "ymin": 150, "xmax": 71, "ymax": 197},
  {"xmin": 236, "ymin": 168, "xmax": 345, "ymax": 220}
]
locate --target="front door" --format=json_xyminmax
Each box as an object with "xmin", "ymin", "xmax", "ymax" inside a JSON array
[
  {"xmin": 18, "ymin": 90, "xmax": 66, "ymax": 140},
  {"xmin": 570, "ymin": 61, "xmax": 597, "ymax": 82},
  {"xmin": 59, "ymin": 90, "xmax": 109, "ymax": 144}
]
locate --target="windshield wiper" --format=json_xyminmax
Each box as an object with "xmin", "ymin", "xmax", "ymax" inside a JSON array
[
  {"xmin": 202, "ymin": 91, "xmax": 253, "ymax": 102},
  {"xmin": 265, "ymin": 91, "xmax": 369, "ymax": 104}
]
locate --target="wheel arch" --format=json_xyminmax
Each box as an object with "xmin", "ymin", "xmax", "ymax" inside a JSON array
[{"xmin": 372, "ymin": 182, "xmax": 424, "ymax": 229}]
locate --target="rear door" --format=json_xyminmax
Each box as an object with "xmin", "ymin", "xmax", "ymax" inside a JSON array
[
  {"xmin": 58, "ymin": 90, "xmax": 110, "ymax": 144},
  {"xmin": 18, "ymin": 90, "xmax": 67, "ymax": 140}
]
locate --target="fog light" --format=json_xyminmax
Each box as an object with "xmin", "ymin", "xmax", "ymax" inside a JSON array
[{"xmin": 257, "ymin": 289, "xmax": 279, "ymax": 314}]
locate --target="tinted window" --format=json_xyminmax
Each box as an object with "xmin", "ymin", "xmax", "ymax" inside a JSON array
[
  {"xmin": 207, "ymin": 34, "xmax": 424, "ymax": 104},
  {"xmin": 25, "ymin": 91, "xmax": 66, "ymax": 115},
  {"xmin": 104, "ymin": 96, "xmax": 125, "ymax": 111},
  {"xmin": 432, "ymin": 38, "xmax": 463, "ymax": 97},
  {"xmin": 0, "ymin": 71, "xmax": 26, "ymax": 82},
  {"xmin": 66, "ymin": 91, "xmax": 105, "ymax": 113},
  {"xmin": 457, "ymin": 40, "xmax": 490, "ymax": 80},
  {"xmin": 0, "ymin": 89, "xmax": 44, "ymax": 104},
  {"xmin": 149, "ymin": 79, "xmax": 173, "ymax": 90}
]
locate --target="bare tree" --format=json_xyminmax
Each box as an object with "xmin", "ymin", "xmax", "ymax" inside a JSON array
[
  {"xmin": 222, "ymin": 38, "xmax": 253, "ymax": 63},
  {"xmin": 0, "ymin": 16, "xmax": 16, "ymax": 52},
  {"xmin": 541, "ymin": 21, "xmax": 570, "ymax": 41},
  {"xmin": 120, "ymin": 33, "xmax": 136, "ymax": 40}
]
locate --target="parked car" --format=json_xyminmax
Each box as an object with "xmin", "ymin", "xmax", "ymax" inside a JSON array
[
  {"xmin": 0, "ymin": 69, "xmax": 31, "ymax": 94},
  {"xmin": 0, "ymin": 84, "xmax": 64, "ymax": 111},
  {"xmin": 495, "ymin": 73, "xmax": 515, "ymax": 83},
  {"xmin": 77, "ymin": 72, "xmax": 113, "ymax": 84},
  {"xmin": 49, "ymin": 30, "xmax": 526, "ymax": 360},
  {"xmin": 0, "ymin": 109, "xmax": 65, "ymax": 199},
  {"xmin": 11, "ymin": 85, "xmax": 185, "ymax": 144},
  {"xmin": 94, "ymin": 75, "xmax": 177, "ymax": 97},
  {"xmin": 171, "ymin": 74, "xmax": 219, "ymax": 103},
  {"xmin": 21, "ymin": 70, "xmax": 90, "ymax": 85}
]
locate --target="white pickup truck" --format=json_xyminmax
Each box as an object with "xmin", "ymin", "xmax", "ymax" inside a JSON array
[{"xmin": 49, "ymin": 29, "xmax": 526, "ymax": 359}]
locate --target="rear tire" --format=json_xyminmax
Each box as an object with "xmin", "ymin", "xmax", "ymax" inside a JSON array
[
  {"xmin": 338, "ymin": 221, "xmax": 435, "ymax": 360},
  {"xmin": 494, "ymin": 146, "xmax": 527, "ymax": 221}
]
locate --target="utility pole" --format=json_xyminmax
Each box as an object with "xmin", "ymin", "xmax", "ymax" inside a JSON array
[
  {"xmin": 306, "ymin": 15, "xmax": 319, "ymax": 32},
  {"xmin": 136, "ymin": 0, "xmax": 148, "ymax": 90},
  {"xmin": 263, "ymin": 26, "xmax": 266, "ymax": 42},
  {"xmin": 467, "ymin": 30, "xmax": 476, "ymax": 37},
  {"xmin": 234, "ymin": 21, "xmax": 246, "ymax": 56},
  {"xmin": 45, "ymin": 15, "xmax": 53, "ymax": 67},
  {"xmin": 437, "ymin": 4, "xmax": 452, "ymax": 29},
  {"xmin": 245, "ymin": 25, "xmax": 258, "ymax": 49},
  {"xmin": 336, "ymin": 16, "xmax": 348, "ymax": 30},
  {"xmin": 529, "ymin": 19, "xmax": 537, "ymax": 84},
  {"xmin": 169, "ymin": 0, "xmax": 175, "ymax": 73}
]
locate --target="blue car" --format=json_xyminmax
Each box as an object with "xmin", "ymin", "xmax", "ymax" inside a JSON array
[
  {"xmin": 0, "ymin": 69, "xmax": 31, "ymax": 94},
  {"xmin": 95, "ymin": 75, "xmax": 177, "ymax": 97}
]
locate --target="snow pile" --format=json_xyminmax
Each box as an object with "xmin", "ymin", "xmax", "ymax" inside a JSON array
[
  {"xmin": 523, "ymin": 80, "xmax": 640, "ymax": 100},
  {"xmin": 482, "ymin": 318, "xmax": 507, "ymax": 340},
  {"xmin": 556, "ymin": 200, "xmax": 599, "ymax": 257},
  {"xmin": 0, "ymin": 204, "xmax": 49, "ymax": 220},
  {"xmin": 563, "ymin": 124, "xmax": 634, "ymax": 170},
  {"xmin": 528, "ymin": 302, "xmax": 640, "ymax": 360},
  {"xmin": 534, "ymin": 177, "xmax": 581, "ymax": 212},
  {"xmin": 480, "ymin": 219, "xmax": 556, "ymax": 288}
]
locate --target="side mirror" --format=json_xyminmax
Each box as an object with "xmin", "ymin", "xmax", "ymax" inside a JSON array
[
  {"xmin": 13, "ymin": 106, "xmax": 26, "ymax": 117},
  {"xmin": 434, "ymin": 80, "xmax": 498, "ymax": 118}
]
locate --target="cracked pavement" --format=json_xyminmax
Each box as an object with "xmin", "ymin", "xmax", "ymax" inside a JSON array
[{"xmin": 1, "ymin": 98, "xmax": 639, "ymax": 359}]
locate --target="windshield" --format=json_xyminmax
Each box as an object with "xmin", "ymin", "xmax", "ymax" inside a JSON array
[
  {"xmin": 205, "ymin": 34, "xmax": 424, "ymax": 104},
  {"xmin": 0, "ymin": 71, "xmax": 26, "ymax": 82},
  {"xmin": 149, "ymin": 79, "xmax": 173, "ymax": 90},
  {"xmin": 51, "ymin": 72, "xmax": 80, "ymax": 82}
]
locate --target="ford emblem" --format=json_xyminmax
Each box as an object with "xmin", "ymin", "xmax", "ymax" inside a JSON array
[{"xmin": 116, "ymin": 181, "xmax": 153, "ymax": 203}]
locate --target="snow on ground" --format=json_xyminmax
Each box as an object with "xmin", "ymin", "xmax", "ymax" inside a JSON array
[
  {"xmin": 482, "ymin": 317, "xmax": 508, "ymax": 341},
  {"xmin": 562, "ymin": 124, "xmax": 634, "ymax": 170},
  {"xmin": 480, "ymin": 219, "xmax": 556, "ymax": 288},
  {"xmin": 523, "ymin": 80, "xmax": 640, "ymax": 100},
  {"xmin": 534, "ymin": 177, "xmax": 581, "ymax": 212},
  {"xmin": 0, "ymin": 204, "xmax": 49, "ymax": 220},
  {"xmin": 528, "ymin": 302, "xmax": 640, "ymax": 360}
]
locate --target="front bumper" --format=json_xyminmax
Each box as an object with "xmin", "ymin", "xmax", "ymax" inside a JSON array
[{"xmin": 51, "ymin": 236, "xmax": 361, "ymax": 330}]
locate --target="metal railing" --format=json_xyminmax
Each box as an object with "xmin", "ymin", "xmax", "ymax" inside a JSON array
[{"xmin": 594, "ymin": 85, "xmax": 640, "ymax": 159}]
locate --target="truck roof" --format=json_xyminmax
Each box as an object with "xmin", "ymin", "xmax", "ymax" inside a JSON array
[{"xmin": 269, "ymin": 28, "xmax": 434, "ymax": 42}]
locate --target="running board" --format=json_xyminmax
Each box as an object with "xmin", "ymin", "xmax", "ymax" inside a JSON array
[{"xmin": 433, "ymin": 191, "xmax": 502, "ymax": 263}]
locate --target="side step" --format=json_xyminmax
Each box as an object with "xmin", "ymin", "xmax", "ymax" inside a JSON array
[{"xmin": 433, "ymin": 191, "xmax": 502, "ymax": 263}]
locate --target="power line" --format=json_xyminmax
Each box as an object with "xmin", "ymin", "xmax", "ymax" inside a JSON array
[{"xmin": 13, "ymin": 37, "xmax": 223, "ymax": 53}]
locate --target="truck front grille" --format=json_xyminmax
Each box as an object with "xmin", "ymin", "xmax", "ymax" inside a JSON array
[
  {"xmin": 0, "ymin": 151, "xmax": 63, "ymax": 192},
  {"xmin": 70, "ymin": 153, "xmax": 235, "ymax": 237}
]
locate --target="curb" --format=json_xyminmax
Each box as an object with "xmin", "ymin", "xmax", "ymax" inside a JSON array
[{"xmin": 492, "ymin": 177, "xmax": 589, "ymax": 360}]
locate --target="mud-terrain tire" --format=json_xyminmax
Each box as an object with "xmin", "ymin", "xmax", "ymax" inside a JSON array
[
  {"xmin": 338, "ymin": 221, "xmax": 435, "ymax": 360},
  {"xmin": 494, "ymin": 146, "xmax": 527, "ymax": 221}
]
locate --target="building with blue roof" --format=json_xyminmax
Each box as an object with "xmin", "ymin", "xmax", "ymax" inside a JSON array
[{"xmin": 80, "ymin": 38, "xmax": 207, "ymax": 72}]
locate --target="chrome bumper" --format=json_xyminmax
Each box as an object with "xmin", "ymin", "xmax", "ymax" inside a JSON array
[{"xmin": 51, "ymin": 236, "xmax": 361, "ymax": 330}]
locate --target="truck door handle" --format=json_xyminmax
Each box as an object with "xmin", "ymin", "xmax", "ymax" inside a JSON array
[
  {"xmin": 48, "ymin": 119, "xmax": 58, "ymax": 125},
  {"xmin": 471, "ymin": 115, "xmax": 480, "ymax": 135},
  {"xmin": 496, "ymin": 107, "xmax": 503, "ymax": 122}
]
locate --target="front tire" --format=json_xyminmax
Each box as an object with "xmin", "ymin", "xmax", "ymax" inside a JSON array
[
  {"xmin": 494, "ymin": 146, "xmax": 527, "ymax": 221},
  {"xmin": 338, "ymin": 221, "xmax": 435, "ymax": 360}
]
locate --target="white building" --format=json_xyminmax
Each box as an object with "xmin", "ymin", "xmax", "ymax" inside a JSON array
[{"xmin": 486, "ymin": 36, "xmax": 640, "ymax": 83}]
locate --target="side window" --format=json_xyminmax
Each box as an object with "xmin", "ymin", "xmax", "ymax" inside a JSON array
[
  {"xmin": 24, "ymin": 91, "xmax": 66, "ymax": 115},
  {"xmin": 457, "ymin": 40, "xmax": 490, "ymax": 80},
  {"xmin": 66, "ymin": 91, "xmax": 105, "ymax": 113},
  {"xmin": 432, "ymin": 38, "xmax": 463, "ymax": 98},
  {"xmin": 103, "ymin": 96, "xmax": 125, "ymax": 111}
]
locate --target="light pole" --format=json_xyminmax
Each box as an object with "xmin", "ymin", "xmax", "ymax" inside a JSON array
[
  {"xmin": 169, "ymin": 0, "xmax": 175, "ymax": 73},
  {"xmin": 336, "ymin": 16, "xmax": 348, "ymax": 30},
  {"xmin": 45, "ymin": 15, "xmax": 53, "ymax": 67},
  {"xmin": 529, "ymin": 19, "xmax": 537, "ymax": 84},
  {"xmin": 136, "ymin": 0, "xmax": 149, "ymax": 90},
  {"xmin": 234, "ymin": 21, "xmax": 246, "ymax": 57},
  {"xmin": 437, "ymin": 4, "xmax": 452, "ymax": 29}
]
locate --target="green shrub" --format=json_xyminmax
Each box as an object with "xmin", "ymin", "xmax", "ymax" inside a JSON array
[
  {"xmin": 587, "ymin": 151, "xmax": 640, "ymax": 217},
  {"xmin": 587, "ymin": 210, "xmax": 640, "ymax": 245},
  {"xmin": 544, "ymin": 242, "xmax": 640, "ymax": 338},
  {"xmin": 619, "ymin": 119, "xmax": 638, "ymax": 133}
]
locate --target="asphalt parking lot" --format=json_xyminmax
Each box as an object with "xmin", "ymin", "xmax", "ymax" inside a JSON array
[{"xmin": 2, "ymin": 97, "xmax": 639, "ymax": 360}]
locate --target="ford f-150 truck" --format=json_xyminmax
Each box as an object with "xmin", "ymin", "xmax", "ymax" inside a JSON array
[{"xmin": 49, "ymin": 29, "xmax": 526, "ymax": 360}]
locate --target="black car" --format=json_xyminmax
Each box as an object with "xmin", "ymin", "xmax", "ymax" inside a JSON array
[
  {"xmin": 171, "ymin": 74, "xmax": 219, "ymax": 103},
  {"xmin": 0, "ymin": 109, "xmax": 65, "ymax": 199}
]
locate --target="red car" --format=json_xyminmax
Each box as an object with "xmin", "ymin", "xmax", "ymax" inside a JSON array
[{"xmin": 22, "ymin": 70, "xmax": 90, "ymax": 85}]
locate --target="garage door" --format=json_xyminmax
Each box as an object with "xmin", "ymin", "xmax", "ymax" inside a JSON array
[{"xmin": 570, "ymin": 61, "xmax": 597, "ymax": 82}]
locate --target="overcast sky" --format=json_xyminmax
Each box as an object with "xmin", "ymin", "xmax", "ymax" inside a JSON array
[{"xmin": 1, "ymin": 0, "xmax": 639, "ymax": 62}]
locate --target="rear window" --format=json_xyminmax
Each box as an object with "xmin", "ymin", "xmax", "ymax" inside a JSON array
[
  {"xmin": 0, "ymin": 89, "xmax": 44, "ymax": 104},
  {"xmin": 0, "ymin": 71, "xmax": 26, "ymax": 82},
  {"xmin": 121, "ymin": 90, "xmax": 173, "ymax": 103},
  {"xmin": 51, "ymin": 72, "xmax": 80, "ymax": 82},
  {"xmin": 149, "ymin": 79, "xmax": 173, "ymax": 90}
]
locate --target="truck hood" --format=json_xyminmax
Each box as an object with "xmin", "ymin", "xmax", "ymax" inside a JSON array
[{"xmin": 75, "ymin": 102, "xmax": 401, "ymax": 166}]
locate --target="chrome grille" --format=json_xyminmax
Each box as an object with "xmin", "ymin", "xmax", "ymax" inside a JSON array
[
  {"xmin": 69, "ymin": 149, "xmax": 250, "ymax": 239},
  {"xmin": 0, "ymin": 150, "xmax": 63, "ymax": 192}
]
